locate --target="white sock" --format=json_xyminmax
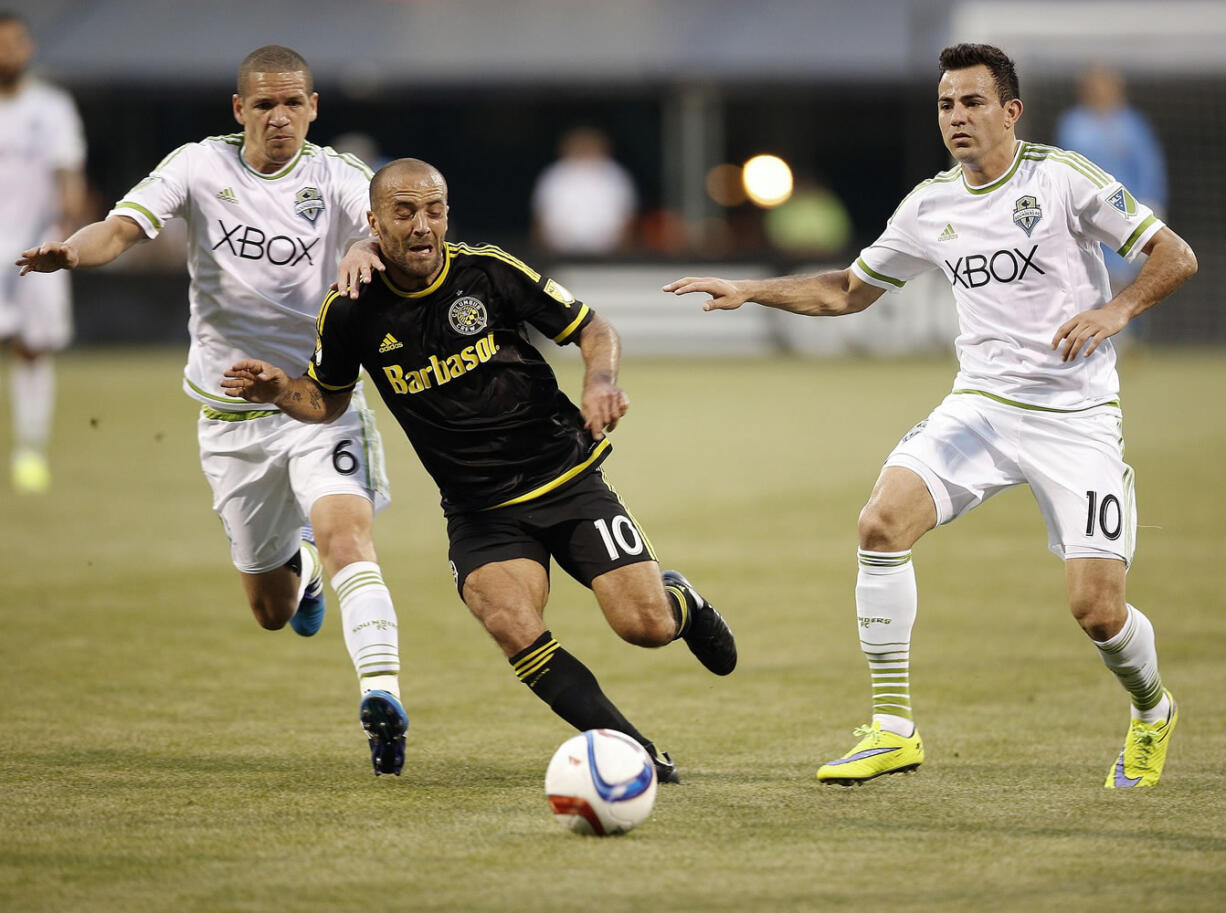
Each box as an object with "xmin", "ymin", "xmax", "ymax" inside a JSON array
[
  {"xmin": 12, "ymin": 357, "xmax": 55, "ymax": 454},
  {"xmin": 857, "ymin": 549, "xmax": 918, "ymax": 736},
  {"xmin": 1093, "ymin": 603, "xmax": 1167, "ymax": 722},
  {"xmin": 331, "ymin": 561, "xmax": 401, "ymax": 698},
  {"xmin": 295, "ymin": 539, "xmax": 321, "ymax": 603}
]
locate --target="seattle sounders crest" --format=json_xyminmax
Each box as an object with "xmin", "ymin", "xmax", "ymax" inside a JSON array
[
  {"xmin": 294, "ymin": 187, "xmax": 326, "ymax": 224},
  {"xmin": 1012, "ymin": 195, "xmax": 1042, "ymax": 237}
]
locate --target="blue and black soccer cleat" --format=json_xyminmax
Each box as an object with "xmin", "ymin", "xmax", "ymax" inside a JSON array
[{"xmin": 360, "ymin": 690, "xmax": 409, "ymax": 776}]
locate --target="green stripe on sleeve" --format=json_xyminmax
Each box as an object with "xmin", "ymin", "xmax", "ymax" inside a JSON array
[
  {"xmin": 114, "ymin": 201, "xmax": 162, "ymax": 232},
  {"xmin": 1118, "ymin": 214, "xmax": 1158, "ymax": 258},
  {"xmin": 855, "ymin": 257, "xmax": 906, "ymax": 289}
]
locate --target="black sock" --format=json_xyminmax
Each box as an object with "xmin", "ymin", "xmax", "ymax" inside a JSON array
[{"xmin": 509, "ymin": 630, "xmax": 652, "ymax": 752}]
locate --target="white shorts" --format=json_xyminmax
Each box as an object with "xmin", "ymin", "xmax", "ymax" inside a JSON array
[
  {"xmin": 886, "ymin": 392, "xmax": 1137, "ymax": 565},
  {"xmin": 198, "ymin": 388, "xmax": 391, "ymax": 574},
  {"xmin": 0, "ymin": 265, "xmax": 73, "ymax": 351}
]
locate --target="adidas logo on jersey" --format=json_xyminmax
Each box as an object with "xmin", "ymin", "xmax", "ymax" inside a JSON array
[
  {"xmin": 217, "ymin": 187, "xmax": 239, "ymax": 204},
  {"xmin": 938, "ymin": 223, "xmax": 958, "ymax": 241},
  {"xmin": 379, "ymin": 334, "xmax": 404, "ymax": 353}
]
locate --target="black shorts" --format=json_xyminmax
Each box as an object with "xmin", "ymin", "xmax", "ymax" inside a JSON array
[{"xmin": 446, "ymin": 469, "xmax": 658, "ymax": 597}]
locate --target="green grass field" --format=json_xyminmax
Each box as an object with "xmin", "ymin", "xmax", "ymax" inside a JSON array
[{"xmin": 2, "ymin": 347, "xmax": 1224, "ymax": 912}]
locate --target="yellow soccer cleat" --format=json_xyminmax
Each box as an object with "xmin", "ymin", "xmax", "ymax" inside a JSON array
[
  {"xmin": 1105, "ymin": 690, "xmax": 1178, "ymax": 788},
  {"xmin": 817, "ymin": 720, "xmax": 924, "ymax": 784},
  {"xmin": 11, "ymin": 450, "xmax": 50, "ymax": 495}
]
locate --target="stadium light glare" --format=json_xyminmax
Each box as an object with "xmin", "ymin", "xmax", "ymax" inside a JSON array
[{"xmin": 742, "ymin": 154, "xmax": 793, "ymax": 208}]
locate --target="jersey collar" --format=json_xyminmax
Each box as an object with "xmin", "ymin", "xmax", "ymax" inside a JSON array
[
  {"xmin": 377, "ymin": 243, "xmax": 453, "ymax": 299},
  {"xmin": 961, "ymin": 140, "xmax": 1024, "ymax": 195},
  {"xmin": 237, "ymin": 140, "xmax": 308, "ymax": 181}
]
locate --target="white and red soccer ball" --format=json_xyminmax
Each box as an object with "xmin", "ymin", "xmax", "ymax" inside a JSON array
[{"xmin": 545, "ymin": 729, "xmax": 657, "ymax": 836}]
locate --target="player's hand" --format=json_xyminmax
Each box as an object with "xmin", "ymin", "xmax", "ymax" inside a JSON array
[
  {"xmin": 221, "ymin": 359, "xmax": 290, "ymax": 404},
  {"xmin": 332, "ymin": 239, "xmax": 385, "ymax": 299},
  {"xmin": 1051, "ymin": 306, "xmax": 1129, "ymax": 362},
  {"xmin": 16, "ymin": 242, "xmax": 78, "ymax": 275},
  {"xmin": 662, "ymin": 276, "xmax": 749, "ymax": 311},
  {"xmin": 581, "ymin": 378, "xmax": 630, "ymax": 441}
]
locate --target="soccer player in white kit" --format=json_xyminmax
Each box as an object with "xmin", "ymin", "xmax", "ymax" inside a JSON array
[
  {"xmin": 665, "ymin": 44, "xmax": 1198, "ymax": 788},
  {"xmin": 0, "ymin": 11, "xmax": 87, "ymax": 494},
  {"xmin": 17, "ymin": 46, "xmax": 409, "ymax": 776}
]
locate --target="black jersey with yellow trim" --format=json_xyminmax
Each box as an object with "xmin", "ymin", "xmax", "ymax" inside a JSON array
[{"xmin": 308, "ymin": 241, "xmax": 605, "ymax": 512}]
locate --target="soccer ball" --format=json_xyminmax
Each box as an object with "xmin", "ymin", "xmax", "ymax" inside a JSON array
[{"xmin": 544, "ymin": 729, "xmax": 657, "ymax": 836}]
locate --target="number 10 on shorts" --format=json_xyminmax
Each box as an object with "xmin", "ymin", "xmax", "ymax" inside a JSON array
[
  {"xmin": 1085, "ymin": 490, "xmax": 1123, "ymax": 540},
  {"xmin": 594, "ymin": 516, "xmax": 645, "ymax": 559}
]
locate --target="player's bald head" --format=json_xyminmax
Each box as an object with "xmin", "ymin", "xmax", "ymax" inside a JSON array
[
  {"xmin": 370, "ymin": 159, "xmax": 448, "ymax": 206},
  {"xmin": 237, "ymin": 45, "xmax": 313, "ymax": 96}
]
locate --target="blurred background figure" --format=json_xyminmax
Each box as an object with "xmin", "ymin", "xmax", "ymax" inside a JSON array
[
  {"xmin": 1056, "ymin": 65, "xmax": 1168, "ymax": 292},
  {"xmin": 762, "ymin": 172, "xmax": 853, "ymax": 263},
  {"xmin": 0, "ymin": 10, "xmax": 87, "ymax": 493},
  {"xmin": 330, "ymin": 130, "xmax": 390, "ymax": 171},
  {"xmin": 531, "ymin": 125, "xmax": 638, "ymax": 257}
]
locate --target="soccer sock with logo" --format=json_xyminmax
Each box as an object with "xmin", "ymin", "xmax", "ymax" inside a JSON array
[
  {"xmin": 510, "ymin": 631, "xmax": 652, "ymax": 748},
  {"xmin": 332, "ymin": 561, "xmax": 401, "ymax": 699},
  {"xmin": 11, "ymin": 357, "xmax": 54, "ymax": 455},
  {"xmin": 1093, "ymin": 603, "xmax": 1169, "ymax": 723},
  {"xmin": 856, "ymin": 549, "xmax": 918, "ymax": 737}
]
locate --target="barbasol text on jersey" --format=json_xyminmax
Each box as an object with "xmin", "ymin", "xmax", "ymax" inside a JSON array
[
  {"xmin": 944, "ymin": 244, "xmax": 1045, "ymax": 289},
  {"xmin": 211, "ymin": 219, "xmax": 320, "ymax": 266},
  {"xmin": 382, "ymin": 333, "xmax": 500, "ymax": 395}
]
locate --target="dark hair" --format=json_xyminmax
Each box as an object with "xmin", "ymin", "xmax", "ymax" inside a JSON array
[
  {"xmin": 939, "ymin": 43, "xmax": 1020, "ymax": 104},
  {"xmin": 0, "ymin": 10, "xmax": 28, "ymax": 26},
  {"xmin": 237, "ymin": 45, "xmax": 313, "ymax": 95}
]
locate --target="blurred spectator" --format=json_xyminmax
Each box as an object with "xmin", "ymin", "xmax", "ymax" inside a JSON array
[
  {"xmin": 1056, "ymin": 66, "xmax": 1167, "ymax": 290},
  {"xmin": 531, "ymin": 126, "xmax": 637, "ymax": 257},
  {"xmin": 330, "ymin": 130, "xmax": 390, "ymax": 171},
  {"xmin": 0, "ymin": 10, "xmax": 87, "ymax": 493},
  {"xmin": 763, "ymin": 174, "xmax": 853, "ymax": 262}
]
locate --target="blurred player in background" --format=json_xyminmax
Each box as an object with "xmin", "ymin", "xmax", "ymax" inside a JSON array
[
  {"xmin": 222, "ymin": 158, "xmax": 737, "ymax": 783},
  {"xmin": 17, "ymin": 45, "xmax": 408, "ymax": 776},
  {"xmin": 667, "ymin": 43, "xmax": 1197, "ymax": 788},
  {"xmin": 0, "ymin": 10, "xmax": 87, "ymax": 494},
  {"xmin": 531, "ymin": 126, "xmax": 638, "ymax": 257},
  {"xmin": 1057, "ymin": 65, "xmax": 1168, "ymax": 295}
]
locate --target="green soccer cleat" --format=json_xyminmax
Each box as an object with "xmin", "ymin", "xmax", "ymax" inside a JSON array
[
  {"xmin": 817, "ymin": 720, "xmax": 924, "ymax": 785},
  {"xmin": 11, "ymin": 450, "xmax": 50, "ymax": 495},
  {"xmin": 1105, "ymin": 690, "xmax": 1178, "ymax": 789}
]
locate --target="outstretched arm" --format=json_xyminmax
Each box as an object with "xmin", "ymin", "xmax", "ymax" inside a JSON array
[
  {"xmin": 221, "ymin": 360, "xmax": 353, "ymax": 424},
  {"xmin": 16, "ymin": 214, "xmax": 146, "ymax": 274},
  {"xmin": 1051, "ymin": 227, "xmax": 1198, "ymax": 361},
  {"xmin": 663, "ymin": 268, "xmax": 886, "ymax": 317},
  {"xmin": 576, "ymin": 314, "xmax": 629, "ymax": 441}
]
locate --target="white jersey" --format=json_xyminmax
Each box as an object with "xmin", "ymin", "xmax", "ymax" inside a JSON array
[
  {"xmin": 852, "ymin": 141, "xmax": 1164, "ymax": 410},
  {"xmin": 107, "ymin": 135, "xmax": 372, "ymax": 410},
  {"xmin": 0, "ymin": 77, "xmax": 86, "ymax": 248}
]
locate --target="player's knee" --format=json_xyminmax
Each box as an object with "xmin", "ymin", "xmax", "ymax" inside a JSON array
[
  {"xmin": 314, "ymin": 525, "xmax": 375, "ymax": 569},
  {"xmin": 249, "ymin": 597, "xmax": 294, "ymax": 631},
  {"xmin": 609, "ymin": 598, "xmax": 674, "ymax": 647},
  {"xmin": 858, "ymin": 503, "xmax": 910, "ymax": 550},
  {"xmin": 1068, "ymin": 591, "xmax": 1126, "ymax": 641}
]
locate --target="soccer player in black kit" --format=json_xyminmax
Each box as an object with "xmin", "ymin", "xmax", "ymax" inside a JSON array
[{"xmin": 222, "ymin": 158, "xmax": 735, "ymax": 782}]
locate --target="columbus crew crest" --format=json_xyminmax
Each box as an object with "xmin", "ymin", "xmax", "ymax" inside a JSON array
[
  {"xmin": 294, "ymin": 186, "xmax": 325, "ymax": 224},
  {"xmin": 448, "ymin": 296, "xmax": 488, "ymax": 336},
  {"xmin": 1012, "ymin": 195, "xmax": 1042, "ymax": 237}
]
